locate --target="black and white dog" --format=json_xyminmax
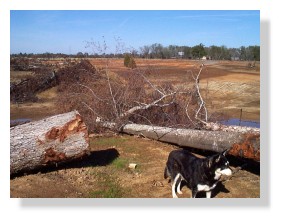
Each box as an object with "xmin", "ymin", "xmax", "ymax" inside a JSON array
[{"xmin": 164, "ymin": 149, "xmax": 232, "ymax": 198}]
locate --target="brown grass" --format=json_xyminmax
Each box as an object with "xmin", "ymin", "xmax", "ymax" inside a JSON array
[
  {"xmin": 10, "ymin": 59, "xmax": 260, "ymax": 198},
  {"xmin": 10, "ymin": 59, "xmax": 260, "ymax": 122},
  {"xmin": 10, "ymin": 71, "xmax": 34, "ymax": 83}
]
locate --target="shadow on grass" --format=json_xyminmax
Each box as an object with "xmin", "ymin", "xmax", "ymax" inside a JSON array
[
  {"xmin": 179, "ymin": 181, "xmax": 230, "ymax": 198},
  {"xmin": 11, "ymin": 148, "xmax": 120, "ymax": 179}
]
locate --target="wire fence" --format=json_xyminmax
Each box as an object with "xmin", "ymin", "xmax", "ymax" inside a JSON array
[{"xmin": 202, "ymin": 80, "xmax": 260, "ymax": 127}]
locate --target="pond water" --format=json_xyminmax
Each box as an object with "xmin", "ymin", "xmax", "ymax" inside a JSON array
[
  {"xmin": 10, "ymin": 118, "xmax": 31, "ymax": 127},
  {"xmin": 220, "ymin": 118, "xmax": 260, "ymax": 128}
]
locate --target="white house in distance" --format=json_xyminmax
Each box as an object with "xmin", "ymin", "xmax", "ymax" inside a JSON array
[{"xmin": 178, "ymin": 51, "xmax": 184, "ymax": 58}]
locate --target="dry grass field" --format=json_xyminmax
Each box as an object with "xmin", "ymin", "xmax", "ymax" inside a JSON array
[
  {"xmin": 10, "ymin": 58, "xmax": 260, "ymax": 198},
  {"xmin": 90, "ymin": 58, "xmax": 260, "ymax": 121}
]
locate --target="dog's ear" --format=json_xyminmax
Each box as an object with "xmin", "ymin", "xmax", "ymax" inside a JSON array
[
  {"xmin": 208, "ymin": 154, "xmax": 219, "ymax": 167},
  {"xmin": 221, "ymin": 148, "xmax": 231, "ymax": 156},
  {"xmin": 215, "ymin": 154, "xmax": 221, "ymax": 163},
  {"xmin": 207, "ymin": 157, "xmax": 214, "ymax": 167},
  {"xmin": 215, "ymin": 149, "xmax": 231, "ymax": 163}
]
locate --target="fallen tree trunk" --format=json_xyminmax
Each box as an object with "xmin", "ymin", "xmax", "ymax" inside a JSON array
[
  {"xmin": 118, "ymin": 123, "xmax": 260, "ymax": 161},
  {"xmin": 10, "ymin": 111, "xmax": 90, "ymax": 175}
]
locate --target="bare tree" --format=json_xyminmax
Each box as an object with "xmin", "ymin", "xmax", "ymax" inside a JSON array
[
  {"xmin": 56, "ymin": 58, "xmax": 209, "ymax": 133},
  {"xmin": 58, "ymin": 38, "xmax": 210, "ymax": 132},
  {"xmin": 140, "ymin": 45, "xmax": 151, "ymax": 59}
]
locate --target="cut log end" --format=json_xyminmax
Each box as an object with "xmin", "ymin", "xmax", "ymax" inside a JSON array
[
  {"xmin": 10, "ymin": 111, "xmax": 90, "ymax": 175},
  {"xmin": 43, "ymin": 147, "xmax": 67, "ymax": 164},
  {"xmin": 228, "ymin": 133, "xmax": 260, "ymax": 161},
  {"xmin": 44, "ymin": 113, "xmax": 89, "ymax": 143}
]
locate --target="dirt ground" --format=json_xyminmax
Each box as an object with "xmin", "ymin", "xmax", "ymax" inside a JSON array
[
  {"xmin": 10, "ymin": 134, "xmax": 260, "ymax": 198},
  {"xmin": 10, "ymin": 59, "xmax": 260, "ymax": 198}
]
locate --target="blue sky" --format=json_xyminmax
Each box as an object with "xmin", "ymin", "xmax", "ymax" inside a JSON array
[{"xmin": 10, "ymin": 10, "xmax": 260, "ymax": 54}]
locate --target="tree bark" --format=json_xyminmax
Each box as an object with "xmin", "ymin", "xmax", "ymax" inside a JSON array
[
  {"xmin": 119, "ymin": 123, "xmax": 260, "ymax": 161},
  {"xmin": 10, "ymin": 111, "xmax": 90, "ymax": 175}
]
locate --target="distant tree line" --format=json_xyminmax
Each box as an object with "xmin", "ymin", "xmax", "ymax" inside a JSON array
[
  {"xmin": 11, "ymin": 43, "xmax": 260, "ymax": 61},
  {"xmin": 138, "ymin": 43, "xmax": 260, "ymax": 61}
]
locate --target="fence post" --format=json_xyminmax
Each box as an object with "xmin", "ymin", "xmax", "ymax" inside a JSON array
[
  {"xmin": 206, "ymin": 80, "xmax": 209, "ymax": 100},
  {"xmin": 239, "ymin": 108, "xmax": 243, "ymax": 126}
]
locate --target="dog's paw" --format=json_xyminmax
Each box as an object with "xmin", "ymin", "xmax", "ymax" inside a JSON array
[{"xmin": 177, "ymin": 190, "xmax": 183, "ymax": 195}]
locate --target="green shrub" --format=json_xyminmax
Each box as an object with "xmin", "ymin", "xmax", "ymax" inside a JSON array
[{"xmin": 124, "ymin": 54, "xmax": 137, "ymax": 69}]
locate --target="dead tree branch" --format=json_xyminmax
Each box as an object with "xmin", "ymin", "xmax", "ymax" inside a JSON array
[
  {"xmin": 56, "ymin": 60, "xmax": 215, "ymax": 132},
  {"xmin": 193, "ymin": 64, "xmax": 208, "ymax": 124},
  {"xmin": 105, "ymin": 71, "xmax": 120, "ymax": 118},
  {"xmin": 120, "ymin": 92, "xmax": 176, "ymax": 118}
]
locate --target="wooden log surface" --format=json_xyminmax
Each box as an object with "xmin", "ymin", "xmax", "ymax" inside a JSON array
[
  {"xmin": 10, "ymin": 111, "xmax": 90, "ymax": 175},
  {"xmin": 120, "ymin": 123, "xmax": 260, "ymax": 161}
]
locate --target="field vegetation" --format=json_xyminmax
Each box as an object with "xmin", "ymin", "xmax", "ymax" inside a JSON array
[{"xmin": 10, "ymin": 56, "xmax": 260, "ymax": 198}]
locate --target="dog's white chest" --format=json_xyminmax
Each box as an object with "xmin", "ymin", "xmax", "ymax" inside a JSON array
[{"xmin": 197, "ymin": 183, "xmax": 217, "ymax": 192}]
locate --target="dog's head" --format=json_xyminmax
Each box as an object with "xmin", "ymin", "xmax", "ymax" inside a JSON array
[{"xmin": 206, "ymin": 149, "xmax": 232, "ymax": 180}]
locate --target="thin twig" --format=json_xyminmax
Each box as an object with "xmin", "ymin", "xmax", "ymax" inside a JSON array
[
  {"xmin": 105, "ymin": 71, "xmax": 120, "ymax": 118},
  {"xmin": 193, "ymin": 64, "xmax": 208, "ymax": 123}
]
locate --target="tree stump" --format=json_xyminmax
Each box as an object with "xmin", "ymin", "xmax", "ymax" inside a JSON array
[{"xmin": 10, "ymin": 111, "xmax": 90, "ymax": 175}]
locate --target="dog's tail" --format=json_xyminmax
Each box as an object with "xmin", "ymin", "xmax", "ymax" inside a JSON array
[{"xmin": 164, "ymin": 166, "xmax": 170, "ymax": 179}]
